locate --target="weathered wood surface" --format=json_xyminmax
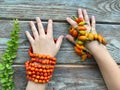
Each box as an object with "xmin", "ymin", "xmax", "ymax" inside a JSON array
[
  {"xmin": 0, "ymin": 0, "xmax": 120, "ymax": 23},
  {"xmin": 0, "ymin": 20, "xmax": 120, "ymax": 64},
  {"xmin": 13, "ymin": 65, "xmax": 107, "ymax": 90},
  {"xmin": 0, "ymin": 0, "xmax": 120, "ymax": 90}
]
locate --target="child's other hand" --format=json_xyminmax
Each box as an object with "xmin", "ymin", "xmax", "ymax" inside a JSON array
[
  {"xmin": 66, "ymin": 8, "xmax": 96, "ymax": 44},
  {"xmin": 25, "ymin": 17, "xmax": 64, "ymax": 57}
]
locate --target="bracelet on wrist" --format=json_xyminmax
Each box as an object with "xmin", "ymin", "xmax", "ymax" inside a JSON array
[
  {"xmin": 69, "ymin": 16, "xmax": 107, "ymax": 61},
  {"xmin": 25, "ymin": 47, "xmax": 56, "ymax": 84}
]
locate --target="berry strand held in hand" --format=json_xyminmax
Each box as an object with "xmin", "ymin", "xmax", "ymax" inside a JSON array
[
  {"xmin": 69, "ymin": 16, "xmax": 107, "ymax": 61},
  {"xmin": 0, "ymin": 19, "xmax": 20, "ymax": 90}
]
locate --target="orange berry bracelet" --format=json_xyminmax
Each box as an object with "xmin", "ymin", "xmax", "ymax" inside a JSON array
[
  {"xmin": 25, "ymin": 47, "xmax": 56, "ymax": 84},
  {"xmin": 69, "ymin": 16, "xmax": 107, "ymax": 61}
]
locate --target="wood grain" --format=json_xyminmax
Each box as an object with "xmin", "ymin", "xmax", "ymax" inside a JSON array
[
  {"xmin": 0, "ymin": 20, "xmax": 120, "ymax": 64},
  {"xmin": 11, "ymin": 65, "xmax": 106, "ymax": 90},
  {"xmin": 0, "ymin": 0, "xmax": 120, "ymax": 90},
  {"xmin": 0, "ymin": 0, "xmax": 120, "ymax": 23}
]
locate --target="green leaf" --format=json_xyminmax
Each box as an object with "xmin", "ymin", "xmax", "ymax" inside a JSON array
[
  {"xmin": 1, "ymin": 56, "xmax": 6, "ymax": 61},
  {"xmin": 7, "ymin": 41, "xmax": 13, "ymax": 47},
  {"xmin": 5, "ymin": 49, "xmax": 10, "ymax": 53},
  {"xmin": 4, "ymin": 71, "xmax": 8, "ymax": 76},
  {"xmin": 11, "ymin": 54, "xmax": 16, "ymax": 59},
  {"xmin": 1, "ymin": 86, "xmax": 7, "ymax": 90},
  {"xmin": 0, "ymin": 78, "xmax": 7, "ymax": 84},
  {"xmin": 0, "ymin": 63, "xmax": 5, "ymax": 70},
  {"xmin": 10, "ymin": 30, "xmax": 16, "ymax": 37},
  {"xmin": 6, "ymin": 64, "xmax": 12, "ymax": 69},
  {"xmin": 0, "ymin": 74, "xmax": 4, "ymax": 78},
  {"xmin": 8, "ymin": 71, "xmax": 14, "ymax": 75},
  {"xmin": 9, "ymin": 77, "xmax": 13, "ymax": 82}
]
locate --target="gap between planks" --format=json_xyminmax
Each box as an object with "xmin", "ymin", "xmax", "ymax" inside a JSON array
[
  {"xmin": 0, "ymin": 18, "xmax": 120, "ymax": 25},
  {"xmin": 12, "ymin": 64, "xmax": 120, "ymax": 68}
]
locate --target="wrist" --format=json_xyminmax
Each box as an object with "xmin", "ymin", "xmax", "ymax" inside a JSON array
[
  {"xmin": 32, "ymin": 46, "xmax": 55, "ymax": 57},
  {"xmin": 26, "ymin": 47, "xmax": 56, "ymax": 85},
  {"xmin": 26, "ymin": 81, "xmax": 46, "ymax": 90},
  {"xmin": 33, "ymin": 50, "xmax": 55, "ymax": 57},
  {"xmin": 86, "ymin": 41, "xmax": 106, "ymax": 54}
]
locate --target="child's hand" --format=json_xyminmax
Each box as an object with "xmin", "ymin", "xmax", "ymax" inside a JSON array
[
  {"xmin": 25, "ymin": 17, "xmax": 64, "ymax": 57},
  {"xmin": 66, "ymin": 8, "xmax": 96, "ymax": 44}
]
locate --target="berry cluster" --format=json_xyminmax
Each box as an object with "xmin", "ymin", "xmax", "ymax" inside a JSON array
[
  {"xmin": 25, "ymin": 47, "xmax": 56, "ymax": 83},
  {"xmin": 69, "ymin": 17, "xmax": 107, "ymax": 61}
]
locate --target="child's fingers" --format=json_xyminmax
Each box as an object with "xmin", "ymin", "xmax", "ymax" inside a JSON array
[
  {"xmin": 25, "ymin": 31, "xmax": 34, "ymax": 44},
  {"xmin": 36, "ymin": 17, "xmax": 45, "ymax": 36},
  {"xmin": 66, "ymin": 17, "xmax": 78, "ymax": 28},
  {"xmin": 82, "ymin": 9, "xmax": 90, "ymax": 26},
  {"xmin": 29, "ymin": 21, "xmax": 39, "ymax": 39},
  {"xmin": 91, "ymin": 16, "xmax": 96, "ymax": 34},
  {"xmin": 66, "ymin": 34, "xmax": 76, "ymax": 44},
  {"xmin": 47, "ymin": 19, "xmax": 53, "ymax": 38},
  {"xmin": 78, "ymin": 8, "xmax": 84, "ymax": 19},
  {"xmin": 56, "ymin": 35, "xmax": 64, "ymax": 50}
]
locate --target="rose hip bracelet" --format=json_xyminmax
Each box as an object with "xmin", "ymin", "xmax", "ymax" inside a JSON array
[{"xmin": 25, "ymin": 47, "xmax": 56, "ymax": 83}]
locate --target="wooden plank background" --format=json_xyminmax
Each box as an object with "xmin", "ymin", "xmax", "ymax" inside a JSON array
[{"xmin": 0, "ymin": 0, "xmax": 120, "ymax": 90}]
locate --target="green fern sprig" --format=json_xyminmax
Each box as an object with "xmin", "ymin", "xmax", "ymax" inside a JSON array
[{"xmin": 0, "ymin": 19, "xmax": 20, "ymax": 90}]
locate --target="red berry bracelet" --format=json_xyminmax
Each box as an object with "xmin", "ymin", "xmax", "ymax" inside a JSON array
[{"xmin": 25, "ymin": 47, "xmax": 56, "ymax": 84}]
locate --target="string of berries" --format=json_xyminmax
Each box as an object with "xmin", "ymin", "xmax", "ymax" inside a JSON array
[
  {"xmin": 0, "ymin": 19, "xmax": 20, "ymax": 90},
  {"xmin": 25, "ymin": 47, "xmax": 56, "ymax": 83},
  {"xmin": 69, "ymin": 16, "xmax": 107, "ymax": 61}
]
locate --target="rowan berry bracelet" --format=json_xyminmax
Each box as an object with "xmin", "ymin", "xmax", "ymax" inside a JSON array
[
  {"xmin": 25, "ymin": 47, "xmax": 56, "ymax": 84},
  {"xmin": 69, "ymin": 16, "xmax": 107, "ymax": 61}
]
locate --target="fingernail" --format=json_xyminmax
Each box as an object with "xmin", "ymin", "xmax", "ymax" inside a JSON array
[
  {"xmin": 61, "ymin": 35, "xmax": 64, "ymax": 38},
  {"xmin": 49, "ymin": 19, "xmax": 52, "ymax": 22},
  {"xmin": 36, "ymin": 17, "xmax": 39, "ymax": 19},
  {"xmin": 65, "ymin": 34, "xmax": 70, "ymax": 38},
  {"xmin": 25, "ymin": 31, "xmax": 28, "ymax": 34},
  {"xmin": 66, "ymin": 17, "xmax": 70, "ymax": 20},
  {"xmin": 30, "ymin": 21, "xmax": 34, "ymax": 23},
  {"xmin": 78, "ymin": 8, "xmax": 81, "ymax": 11},
  {"xmin": 29, "ymin": 21, "xmax": 32, "ymax": 24}
]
